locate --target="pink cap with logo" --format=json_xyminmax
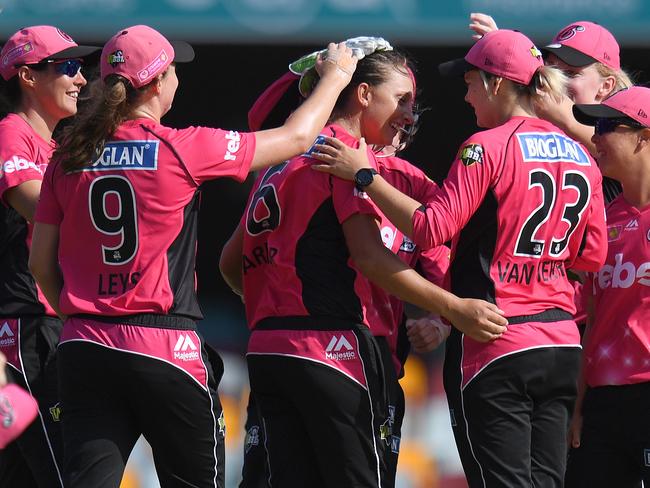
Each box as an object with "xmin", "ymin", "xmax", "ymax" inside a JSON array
[
  {"xmin": 0, "ymin": 25, "xmax": 99, "ymax": 81},
  {"xmin": 574, "ymin": 86, "xmax": 650, "ymax": 127},
  {"xmin": 101, "ymin": 25, "xmax": 194, "ymax": 89},
  {"xmin": 545, "ymin": 21, "xmax": 620, "ymax": 70},
  {"xmin": 439, "ymin": 30, "xmax": 543, "ymax": 85},
  {"xmin": 0, "ymin": 384, "xmax": 39, "ymax": 449}
]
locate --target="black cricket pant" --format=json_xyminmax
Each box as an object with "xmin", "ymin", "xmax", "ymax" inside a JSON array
[
  {"xmin": 247, "ymin": 325, "xmax": 392, "ymax": 488},
  {"xmin": 58, "ymin": 339, "xmax": 225, "ymax": 488},
  {"xmin": 240, "ymin": 336, "xmax": 404, "ymax": 488},
  {"xmin": 565, "ymin": 381, "xmax": 650, "ymax": 488},
  {"xmin": 0, "ymin": 315, "xmax": 64, "ymax": 488},
  {"xmin": 239, "ymin": 393, "xmax": 271, "ymax": 488},
  {"xmin": 444, "ymin": 338, "xmax": 580, "ymax": 488}
]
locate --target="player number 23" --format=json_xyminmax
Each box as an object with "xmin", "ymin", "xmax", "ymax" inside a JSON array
[{"xmin": 515, "ymin": 169, "xmax": 590, "ymax": 258}]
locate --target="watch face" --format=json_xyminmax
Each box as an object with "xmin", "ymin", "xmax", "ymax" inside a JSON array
[{"xmin": 355, "ymin": 168, "xmax": 375, "ymax": 188}]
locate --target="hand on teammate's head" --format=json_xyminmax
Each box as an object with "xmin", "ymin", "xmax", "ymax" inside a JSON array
[{"xmin": 315, "ymin": 42, "xmax": 358, "ymax": 81}]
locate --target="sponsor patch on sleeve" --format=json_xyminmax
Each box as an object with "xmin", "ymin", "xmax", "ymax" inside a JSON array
[{"xmin": 458, "ymin": 143, "xmax": 483, "ymax": 166}]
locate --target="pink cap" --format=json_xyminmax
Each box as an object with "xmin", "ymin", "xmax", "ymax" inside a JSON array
[
  {"xmin": 439, "ymin": 30, "xmax": 543, "ymax": 85},
  {"xmin": 0, "ymin": 25, "xmax": 99, "ymax": 81},
  {"xmin": 545, "ymin": 21, "xmax": 620, "ymax": 70},
  {"xmin": 574, "ymin": 86, "xmax": 650, "ymax": 127},
  {"xmin": 0, "ymin": 384, "xmax": 39, "ymax": 449},
  {"xmin": 101, "ymin": 25, "xmax": 194, "ymax": 89}
]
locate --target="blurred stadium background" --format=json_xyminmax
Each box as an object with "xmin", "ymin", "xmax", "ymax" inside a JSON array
[{"xmin": 5, "ymin": 1, "xmax": 650, "ymax": 486}]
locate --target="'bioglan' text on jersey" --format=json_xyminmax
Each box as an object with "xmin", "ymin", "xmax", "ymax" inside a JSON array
[
  {"xmin": 516, "ymin": 132, "xmax": 590, "ymax": 165},
  {"xmin": 89, "ymin": 141, "xmax": 160, "ymax": 170}
]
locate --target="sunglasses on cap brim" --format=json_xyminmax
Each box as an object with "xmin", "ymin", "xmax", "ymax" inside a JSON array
[{"xmin": 595, "ymin": 117, "xmax": 648, "ymax": 135}]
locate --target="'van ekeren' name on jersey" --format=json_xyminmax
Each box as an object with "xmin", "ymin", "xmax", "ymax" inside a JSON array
[
  {"xmin": 516, "ymin": 132, "xmax": 590, "ymax": 165},
  {"xmin": 497, "ymin": 259, "xmax": 566, "ymax": 285}
]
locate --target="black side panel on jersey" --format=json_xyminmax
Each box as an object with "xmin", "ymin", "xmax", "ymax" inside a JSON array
[
  {"xmin": 450, "ymin": 191, "xmax": 499, "ymax": 303},
  {"xmin": 295, "ymin": 198, "xmax": 363, "ymax": 321},
  {"xmin": 602, "ymin": 176, "xmax": 622, "ymax": 204},
  {"xmin": 166, "ymin": 190, "xmax": 203, "ymax": 320},
  {"xmin": 0, "ymin": 206, "xmax": 44, "ymax": 316}
]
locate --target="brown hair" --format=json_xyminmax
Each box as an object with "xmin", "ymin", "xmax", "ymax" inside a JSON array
[
  {"xmin": 330, "ymin": 49, "xmax": 416, "ymax": 119},
  {"xmin": 54, "ymin": 74, "xmax": 149, "ymax": 173}
]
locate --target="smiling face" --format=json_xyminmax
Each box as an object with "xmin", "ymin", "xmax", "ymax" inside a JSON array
[
  {"xmin": 359, "ymin": 68, "xmax": 415, "ymax": 147},
  {"xmin": 591, "ymin": 124, "xmax": 644, "ymax": 179},
  {"xmin": 23, "ymin": 60, "xmax": 87, "ymax": 121}
]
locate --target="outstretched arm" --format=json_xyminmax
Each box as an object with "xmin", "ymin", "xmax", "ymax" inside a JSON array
[
  {"xmin": 250, "ymin": 43, "xmax": 358, "ymax": 171},
  {"xmin": 343, "ymin": 213, "xmax": 507, "ymax": 343}
]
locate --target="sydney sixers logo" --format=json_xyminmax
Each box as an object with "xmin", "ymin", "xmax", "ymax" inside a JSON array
[
  {"xmin": 56, "ymin": 29, "xmax": 75, "ymax": 43},
  {"xmin": 555, "ymin": 25, "xmax": 585, "ymax": 42}
]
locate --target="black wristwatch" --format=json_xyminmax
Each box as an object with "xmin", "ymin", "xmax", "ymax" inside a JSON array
[{"xmin": 354, "ymin": 168, "xmax": 378, "ymax": 190}]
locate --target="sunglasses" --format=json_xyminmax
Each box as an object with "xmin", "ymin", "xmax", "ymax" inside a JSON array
[
  {"xmin": 18, "ymin": 58, "xmax": 83, "ymax": 77},
  {"xmin": 595, "ymin": 117, "xmax": 646, "ymax": 135},
  {"xmin": 51, "ymin": 59, "xmax": 83, "ymax": 77}
]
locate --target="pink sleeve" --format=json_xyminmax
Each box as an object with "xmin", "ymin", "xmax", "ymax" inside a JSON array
[
  {"xmin": 569, "ymin": 168, "xmax": 607, "ymax": 272},
  {"xmin": 411, "ymin": 137, "xmax": 496, "ymax": 250},
  {"xmin": 332, "ymin": 176, "xmax": 380, "ymax": 224},
  {"xmin": 33, "ymin": 164, "xmax": 63, "ymax": 225},
  {"xmin": 170, "ymin": 126, "xmax": 256, "ymax": 185},
  {"xmin": 417, "ymin": 244, "xmax": 450, "ymax": 287},
  {"xmin": 0, "ymin": 133, "xmax": 43, "ymax": 203}
]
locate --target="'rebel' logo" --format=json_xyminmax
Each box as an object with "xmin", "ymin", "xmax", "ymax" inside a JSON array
[{"xmin": 596, "ymin": 253, "xmax": 650, "ymax": 289}]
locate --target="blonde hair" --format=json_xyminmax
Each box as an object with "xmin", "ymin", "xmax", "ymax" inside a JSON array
[
  {"xmin": 595, "ymin": 63, "xmax": 634, "ymax": 94},
  {"xmin": 480, "ymin": 65, "xmax": 569, "ymax": 111}
]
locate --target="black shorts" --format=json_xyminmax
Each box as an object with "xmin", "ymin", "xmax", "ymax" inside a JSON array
[
  {"xmin": 565, "ymin": 381, "xmax": 650, "ymax": 488},
  {"xmin": 444, "ymin": 336, "xmax": 580, "ymax": 488},
  {"xmin": 247, "ymin": 322, "xmax": 394, "ymax": 488},
  {"xmin": 0, "ymin": 314, "xmax": 64, "ymax": 488},
  {"xmin": 240, "ymin": 335, "xmax": 403, "ymax": 488},
  {"xmin": 58, "ymin": 334, "xmax": 225, "ymax": 488}
]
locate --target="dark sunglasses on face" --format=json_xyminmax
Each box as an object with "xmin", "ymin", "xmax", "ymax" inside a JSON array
[
  {"xmin": 17, "ymin": 58, "xmax": 83, "ymax": 77},
  {"xmin": 595, "ymin": 117, "xmax": 646, "ymax": 135},
  {"xmin": 51, "ymin": 59, "xmax": 83, "ymax": 77}
]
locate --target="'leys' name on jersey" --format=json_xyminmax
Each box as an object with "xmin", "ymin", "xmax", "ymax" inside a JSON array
[
  {"xmin": 87, "ymin": 141, "xmax": 160, "ymax": 171},
  {"xmin": 516, "ymin": 132, "xmax": 590, "ymax": 165}
]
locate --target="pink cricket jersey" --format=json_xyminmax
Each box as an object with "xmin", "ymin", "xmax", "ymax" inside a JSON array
[
  {"xmin": 369, "ymin": 156, "xmax": 449, "ymax": 336},
  {"xmin": 412, "ymin": 116, "xmax": 606, "ymax": 318},
  {"xmin": 374, "ymin": 154, "xmax": 450, "ymax": 373},
  {"xmin": 242, "ymin": 124, "xmax": 379, "ymax": 329},
  {"xmin": 35, "ymin": 118, "xmax": 255, "ymax": 318},
  {"xmin": 585, "ymin": 196, "xmax": 650, "ymax": 387},
  {"xmin": 0, "ymin": 113, "xmax": 56, "ymax": 316},
  {"xmin": 409, "ymin": 117, "xmax": 607, "ymax": 387}
]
